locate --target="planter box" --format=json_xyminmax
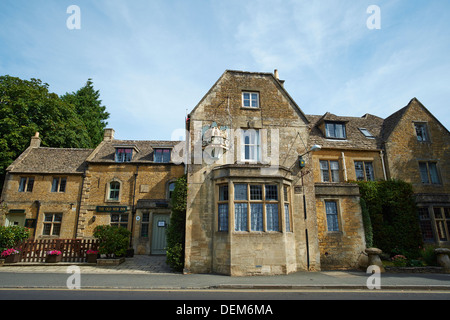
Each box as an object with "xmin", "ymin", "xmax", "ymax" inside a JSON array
[
  {"xmin": 97, "ymin": 257, "xmax": 125, "ymax": 266},
  {"xmin": 45, "ymin": 255, "xmax": 62, "ymax": 263},
  {"xmin": 4, "ymin": 254, "xmax": 21, "ymax": 264},
  {"xmin": 86, "ymin": 254, "xmax": 98, "ymax": 263}
]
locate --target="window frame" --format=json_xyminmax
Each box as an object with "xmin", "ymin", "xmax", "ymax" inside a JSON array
[
  {"xmin": 324, "ymin": 200, "xmax": 340, "ymax": 232},
  {"xmin": 106, "ymin": 180, "xmax": 121, "ymax": 202},
  {"xmin": 115, "ymin": 148, "xmax": 133, "ymax": 163},
  {"xmin": 233, "ymin": 183, "xmax": 280, "ymax": 233},
  {"xmin": 419, "ymin": 161, "xmax": 441, "ymax": 185},
  {"xmin": 242, "ymin": 91, "xmax": 260, "ymax": 109},
  {"xmin": 110, "ymin": 213, "xmax": 129, "ymax": 229},
  {"xmin": 51, "ymin": 177, "xmax": 67, "ymax": 193},
  {"xmin": 319, "ymin": 160, "xmax": 340, "ymax": 182},
  {"xmin": 18, "ymin": 177, "xmax": 34, "ymax": 193},
  {"xmin": 154, "ymin": 148, "xmax": 172, "ymax": 163},
  {"xmin": 42, "ymin": 213, "xmax": 63, "ymax": 236},
  {"xmin": 354, "ymin": 161, "xmax": 375, "ymax": 181},
  {"xmin": 241, "ymin": 129, "xmax": 260, "ymax": 162},
  {"xmin": 218, "ymin": 184, "xmax": 229, "ymax": 232},
  {"xmin": 414, "ymin": 122, "xmax": 430, "ymax": 142},
  {"xmin": 325, "ymin": 121, "xmax": 346, "ymax": 139},
  {"xmin": 140, "ymin": 212, "xmax": 150, "ymax": 237}
]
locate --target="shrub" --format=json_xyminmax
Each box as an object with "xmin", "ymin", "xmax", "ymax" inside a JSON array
[
  {"xmin": 93, "ymin": 225, "xmax": 131, "ymax": 258},
  {"xmin": 0, "ymin": 226, "xmax": 30, "ymax": 252},
  {"xmin": 166, "ymin": 175, "xmax": 187, "ymax": 271}
]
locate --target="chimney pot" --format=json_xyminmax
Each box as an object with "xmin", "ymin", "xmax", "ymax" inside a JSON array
[
  {"xmin": 103, "ymin": 128, "xmax": 115, "ymax": 141},
  {"xmin": 274, "ymin": 69, "xmax": 279, "ymax": 79}
]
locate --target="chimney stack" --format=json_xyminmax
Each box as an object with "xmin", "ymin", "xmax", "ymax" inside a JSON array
[
  {"xmin": 274, "ymin": 69, "xmax": 279, "ymax": 80},
  {"xmin": 30, "ymin": 132, "xmax": 41, "ymax": 148},
  {"xmin": 103, "ymin": 128, "xmax": 115, "ymax": 141}
]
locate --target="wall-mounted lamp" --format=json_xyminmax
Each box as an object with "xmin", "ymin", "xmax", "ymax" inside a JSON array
[
  {"xmin": 298, "ymin": 145, "xmax": 321, "ymax": 168},
  {"xmin": 92, "ymin": 215, "xmax": 96, "ymax": 223}
]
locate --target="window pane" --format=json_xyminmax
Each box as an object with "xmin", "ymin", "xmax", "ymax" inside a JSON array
[
  {"xmin": 243, "ymin": 93, "xmax": 250, "ymax": 107},
  {"xmin": 219, "ymin": 185, "xmax": 228, "ymax": 201},
  {"xmin": 44, "ymin": 214, "xmax": 53, "ymax": 222},
  {"xmin": 26, "ymin": 178, "xmax": 34, "ymax": 192},
  {"xmin": 19, "ymin": 178, "xmax": 27, "ymax": 192},
  {"xmin": 266, "ymin": 204, "xmax": 279, "ymax": 231},
  {"xmin": 111, "ymin": 214, "xmax": 120, "ymax": 223},
  {"xmin": 418, "ymin": 207, "xmax": 434, "ymax": 242},
  {"xmin": 251, "ymin": 93, "xmax": 258, "ymax": 107},
  {"xmin": 234, "ymin": 184, "xmax": 247, "ymax": 200},
  {"xmin": 325, "ymin": 123, "xmax": 334, "ymax": 138},
  {"xmin": 330, "ymin": 161, "xmax": 340, "ymax": 182},
  {"xmin": 335, "ymin": 124, "xmax": 345, "ymax": 138},
  {"xmin": 59, "ymin": 178, "xmax": 67, "ymax": 192},
  {"xmin": 325, "ymin": 201, "xmax": 339, "ymax": 232},
  {"xmin": 265, "ymin": 185, "xmax": 278, "ymax": 200},
  {"xmin": 234, "ymin": 203, "xmax": 248, "ymax": 231},
  {"xmin": 419, "ymin": 162, "xmax": 429, "ymax": 183},
  {"xmin": 320, "ymin": 161, "xmax": 330, "ymax": 182},
  {"xmin": 218, "ymin": 203, "xmax": 229, "ymax": 232},
  {"xmin": 54, "ymin": 214, "xmax": 63, "ymax": 222},
  {"xmin": 364, "ymin": 162, "xmax": 374, "ymax": 181},
  {"xmin": 250, "ymin": 185, "xmax": 262, "ymax": 200},
  {"xmin": 250, "ymin": 203, "xmax": 263, "ymax": 231},
  {"xmin": 141, "ymin": 224, "xmax": 149, "ymax": 237},
  {"xmin": 43, "ymin": 224, "xmax": 51, "ymax": 235},
  {"xmin": 428, "ymin": 163, "xmax": 440, "ymax": 184},
  {"xmin": 51, "ymin": 178, "xmax": 59, "ymax": 192},
  {"xmin": 52, "ymin": 224, "xmax": 61, "ymax": 236},
  {"xmin": 415, "ymin": 124, "xmax": 429, "ymax": 141},
  {"xmin": 355, "ymin": 162, "xmax": 365, "ymax": 181},
  {"xmin": 285, "ymin": 204, "xmax": 291, "ymax": 232}
]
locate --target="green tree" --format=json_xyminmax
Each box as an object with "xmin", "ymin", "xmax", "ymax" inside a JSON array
[{"xmin": 61, "ymin": 79, "xmax": 109, "ymax": 147}]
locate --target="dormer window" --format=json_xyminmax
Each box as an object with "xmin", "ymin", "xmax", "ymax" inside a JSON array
[
  {"xmin": 325, "ymin": 122, "xmax": 346, "ymax": 139},
  {"xmin": 115, "ymin": 148, "xmax": 133, "ymax": 162},
  {"xmin": 154, "ymin": 148, "xmax": 171, "ymax": 163}
]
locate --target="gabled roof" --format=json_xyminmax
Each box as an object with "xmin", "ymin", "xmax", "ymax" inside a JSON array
[
  {"xmin": 7, "ymin": 147, "xmax": 93, "ymax": 174},
  {"xmin": 87, "ymin": 139, "xmax": 182, "ymax": 163},
  {"xmin": 381, "ymin": 97, "xmax": 450, "ymax": 141},
  {"xmin": 189, "ymin": 70, "xmax": 310, "ymax": 124},
  {"xmin": 307, "ymin": 113, "xmax": 384, "ymax": 150}
]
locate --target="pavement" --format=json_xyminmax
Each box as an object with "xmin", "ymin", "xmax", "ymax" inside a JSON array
[{"xmin": 1, "ymin": 255, "xmax": 450, "ymax": 291}]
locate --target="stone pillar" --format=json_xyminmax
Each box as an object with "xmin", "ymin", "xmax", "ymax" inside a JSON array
[
  {"xmin": 365, "ymin": 248, "xmax": 385, "ymax": 273},
  {"xmin": 435, "ymin": 248, "xmax": 450, "ymax": 274}
]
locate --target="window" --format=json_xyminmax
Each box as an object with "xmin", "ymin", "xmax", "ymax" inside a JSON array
[
  {"xmin": 359, "ymin": 128, "xmax": 374, "ymax": 138},
  {"xmin": 325, "ymin": 201, "xmax": 339, "ymax": 232},
  {"xmin": 234, "ymin": 183, "xmax": 279, "ymax": 232},
  {"xmin": 168, "ymin": 182, "xmax": 176, "ymax": 199},
  {"xmin": 242, "ymin": 92, "xmax": 259, "ymax": 108},
  {"xmin": 51, "ymin": 177, "xmax": 67, "ymax": 193},
  {"xmin": 241, "ymin": 129, "xmax": 260, "ymax": 162},
  {"xmin": 115, "ymin": 148, "xmax": 133, "ymax": 162},
  {"xmin": 418, "ymin": 207, "xmax": 435, "ymax": 242},
  {"xmin": 43, "ymin": 213, "xmax": 62, "ymax": 236},
  {"xmin": 111, "ymin": 213, "xmax": 129, "ymax": 228},
  {"xmin": 325, "ymin": 122, "xmax": 346, "ymax": 139},
  {"xmin": 284, "ymin": 185, "xmax": 291, "ymax": 232},
  {"xmin": 154, "ymin": 149, "xmax": 171, "ymax": 163},
  {"xmin": 320, "ymin": 160, "xmax": 340, "ymax": 182},
  {"xmin": 18, "ymin": 177, "xmax": 34, "ymax": 192},
  {"xmin": 415, "ymin": 123, "xmax": 430, "ymax": 142},
  {"xmin": 419, "ymin": 162, "xmax": 440, "ymax": 184},
  {"xmin": 108, "ymin": 181, "xmax": 121, "ymax": 201},
  {"xmin": 218, "ymin": 185, "xmax": 229, "ymax": 232},
  {"xmin": 140, "ymin": 212, "xmax": 150, "ymax": 237},
  {"xmin": 355, "ymin": 161, "xmax": 374, "ymax": 181},
  {"xmin": 433, "ymin": 207, "xmax": 450, "ymax": 242}
]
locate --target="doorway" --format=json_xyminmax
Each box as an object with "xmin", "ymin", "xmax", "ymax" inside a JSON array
[{"xmin": 151, "ymin": 214, "xmax": 170, "ymax": 255}]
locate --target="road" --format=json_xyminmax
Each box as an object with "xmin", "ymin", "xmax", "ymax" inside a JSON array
[{"xmin": 1, "ymin": 288, "xmax": 449, "ymax": 300}]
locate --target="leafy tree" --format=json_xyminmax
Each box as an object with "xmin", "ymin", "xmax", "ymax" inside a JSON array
[
  {"xmin": 0, "ymin": 75, "xmax": 109, "ymax": 192},
  {"xmin": 93, "ymin": 225, "xmax": 131, "ymax": 258},
  {"xmin": 61, "ymin": 79, "xmax": 109, "ymax": 147}
]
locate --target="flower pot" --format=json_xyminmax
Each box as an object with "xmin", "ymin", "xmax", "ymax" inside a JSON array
[
  {"xmin": 45, "ymin": 254, "xmax": 62, "ymax": 263},
  {"xmin": 86, "ymin": 253, "xmax": 98, "ymax": 263},
  {"xmin": 5, "ymin": 254, "xmax": 21, "ymax": 264}
]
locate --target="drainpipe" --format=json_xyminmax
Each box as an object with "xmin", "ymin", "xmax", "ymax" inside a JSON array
[
  {"xmin": 74, "ymin": 172, "xmax": 86, "ymax": 239},
  {"xmin": 380, "ymin": 150, "xmax": 387, "ymax": 180},
  {"xmin": 33, "ymin": 200, "xmax": 41, "ymax": 238},
  {"xmin": 341, "ymin": 152, "xmax": 347, "ymax": 181},
  {"xmin": 129, "ymin": 165, "xmax": 139, "ymax": 255}
]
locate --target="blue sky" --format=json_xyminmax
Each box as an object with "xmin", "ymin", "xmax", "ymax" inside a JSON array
[{"xmin": 1, "ymin": 0, "xmax": 449, "ymax": 141}]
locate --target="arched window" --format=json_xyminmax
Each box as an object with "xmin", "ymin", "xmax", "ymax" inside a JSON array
[{"xmin": 168, "ymin": 181, "xmax": 176, "ymax": 199}]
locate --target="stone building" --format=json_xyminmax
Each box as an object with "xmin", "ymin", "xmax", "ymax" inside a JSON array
[
  {"xmin": 0, "ymin": 130, "xmax": 185, "ymax": 255},
  {"xmin": 183, "ymin": 70, "xmax": 364, "ymax": 275},
  {"xmin": 380, "ymin": 98, "xmax": 450, "ymax": 246},
  {"xmin": 306, "ymin": 112, "xmax": 385, "ymax": 269}
]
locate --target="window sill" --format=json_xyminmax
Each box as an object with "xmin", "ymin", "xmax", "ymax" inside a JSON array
[{"xmin": 241, "ymin": 107, "xmax": 260, "ymax": 110}]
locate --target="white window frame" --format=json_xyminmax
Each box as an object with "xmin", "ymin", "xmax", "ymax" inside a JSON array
[
  {"xmin": 241, "ymin": 129, "xmax": 260, "ymax": 162},
  {"xmin": 242, "ymin": 92, "xmax": 259, "ymax": 108}
]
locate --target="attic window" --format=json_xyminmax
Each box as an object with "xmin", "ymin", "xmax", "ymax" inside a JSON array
[
  {"xmin": 154, "ymin": 148, "xmax": 171, "ymax": 163},
  {"xmin": 115, "ymin": 148, "xmax": 133, "ymax": 162},
  {"xmin": 242, "ymin": 92, "xmax": 259, "ymax": 108},
  {"xmin": 325, "ymin": 122, "xmax": 346, "ymax": 139},
  {"xmin": 359, "ymin": 128, "xmax": 374, "ymax": 139}
]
